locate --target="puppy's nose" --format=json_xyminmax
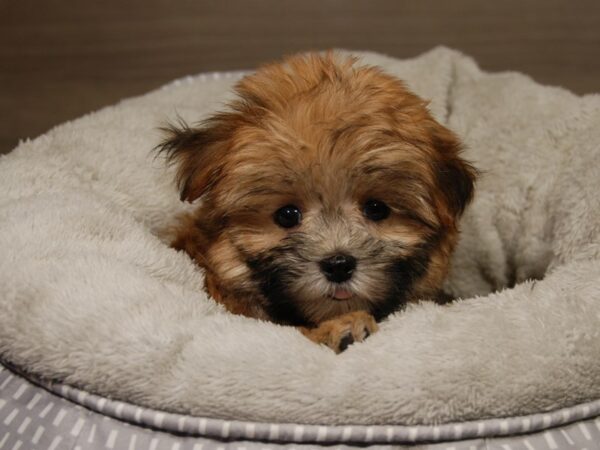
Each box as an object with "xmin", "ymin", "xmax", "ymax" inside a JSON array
[{"xmin": 319, "ymin": 254, "xmax": 356, "ymax": 283}]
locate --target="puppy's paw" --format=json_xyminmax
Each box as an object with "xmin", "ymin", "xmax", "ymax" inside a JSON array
[{"xmin": 300, "ymin": 311, "xmax": 378, "ymax": 353}]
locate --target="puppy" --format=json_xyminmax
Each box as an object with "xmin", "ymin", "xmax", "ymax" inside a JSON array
[{"xmin": 158, "ymin": 53, "xmax": 476, "ymax": 353}]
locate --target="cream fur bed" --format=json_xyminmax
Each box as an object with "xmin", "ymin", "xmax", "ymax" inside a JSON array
[{"xmin": 1, "ymin": 47, "xmax": 599, "ymax": 426}]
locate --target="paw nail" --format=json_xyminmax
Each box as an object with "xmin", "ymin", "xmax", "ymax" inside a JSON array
[{"xmin": 339, "ymin": 333, "xmax": 354, "ymax": 352}]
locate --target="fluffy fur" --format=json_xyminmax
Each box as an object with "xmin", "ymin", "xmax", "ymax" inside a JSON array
[
  {"xmin": 1, "ymin": 48, "xmax": 599, "ymax": 425},
  {"xmin": 157, "ymin": 53, "xmax": 476, "ymax": 350}
]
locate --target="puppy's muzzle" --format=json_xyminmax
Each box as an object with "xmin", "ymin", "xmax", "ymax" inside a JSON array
[{"xmin": 319, "ymin": 254, "xmax": 356, "ymax": 283}]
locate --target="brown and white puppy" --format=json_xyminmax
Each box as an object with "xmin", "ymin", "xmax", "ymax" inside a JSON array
[{"xmin": 158, "ymin": 53, "xmax": 476, "ymax": 353}]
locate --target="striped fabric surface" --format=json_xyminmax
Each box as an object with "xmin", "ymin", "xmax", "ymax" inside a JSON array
[{"xmin": 2, "ymin": 363, "xmax": 600, "ymax": 449}]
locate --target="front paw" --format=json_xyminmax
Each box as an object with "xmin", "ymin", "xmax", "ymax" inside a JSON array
[{"xmin": 300, "ymin": 311, "xmax": 378, "ymax": 353}]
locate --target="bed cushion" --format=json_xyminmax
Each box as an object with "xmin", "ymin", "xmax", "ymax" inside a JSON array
[
  {"xmin": 2, "ymin": 364, "xmax": 600, "ymax": 448},
  {"xmin": 0, "ymin": 47, "xmax": 599, "ymax": 427}
]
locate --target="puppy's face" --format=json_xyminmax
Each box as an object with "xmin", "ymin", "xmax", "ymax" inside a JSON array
[{"xmin": 160, "ymin": 53, "xmax": 476, "ymax": 326}]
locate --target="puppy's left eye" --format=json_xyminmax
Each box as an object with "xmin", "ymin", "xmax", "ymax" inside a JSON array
[
  {"xmin": 274, "ymin": 205, "xmax": 302, "ymax": 228},
  {"xmin": 363, "ymin": 199, "xmax": 390, "ymax": 221}
]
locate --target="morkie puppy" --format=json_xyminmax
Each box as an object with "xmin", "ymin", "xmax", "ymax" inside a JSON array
[{"xmin": 158, "ymin": 52, "xmax": 476, "ymax": 353}]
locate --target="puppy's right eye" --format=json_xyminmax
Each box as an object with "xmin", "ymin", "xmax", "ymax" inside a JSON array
[
  {"xmin": 363, "ymin": 199, "xmax": 390, "ymax": 222},
  {"xmin": 274, "ymin": 205, "xmax": 302, "ymax": 228}
]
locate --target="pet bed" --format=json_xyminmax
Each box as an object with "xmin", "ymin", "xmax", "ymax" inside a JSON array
[{"xmin": 1, "ymin": 47, "xmax": 599, "ymax": 449}]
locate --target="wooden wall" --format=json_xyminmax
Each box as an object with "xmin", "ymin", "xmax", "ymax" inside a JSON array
[{"xmin": 1, "ymin": 0, "xmax": 599, "ymax": 154}]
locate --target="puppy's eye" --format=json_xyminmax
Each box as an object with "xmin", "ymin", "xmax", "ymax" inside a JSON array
[
  {"xmin": 274, "ymin": 205, "xmax": 302, "ymax": 228},
  {"xmin": 363, "ymin": 199, "xmax": 390, "ymax": 222}
]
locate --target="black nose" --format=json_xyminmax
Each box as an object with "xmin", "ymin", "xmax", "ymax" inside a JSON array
[{"xmin": 319, "ymin": 254, "xmax": 356, "ymax": 283}]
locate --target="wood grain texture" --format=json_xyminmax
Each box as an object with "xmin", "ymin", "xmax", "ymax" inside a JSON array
[{"xmin": 1, "ymin": 0, "xmax": 599, "ymax": 154}]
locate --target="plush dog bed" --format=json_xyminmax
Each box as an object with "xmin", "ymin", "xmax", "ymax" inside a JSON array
[{"xmin": 1, "ymin": 47, "xmax": 599, "ymax": 449}]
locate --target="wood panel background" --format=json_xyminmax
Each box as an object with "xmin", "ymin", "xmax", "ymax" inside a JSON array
[{"xmin": 1, "ymin": 0, "xmax": 599, "ymax": 154}]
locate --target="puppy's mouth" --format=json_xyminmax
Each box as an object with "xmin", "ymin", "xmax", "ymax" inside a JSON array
[{"xmin": 328, "ymin": 287, "xmax": 354, "ymax": 301}]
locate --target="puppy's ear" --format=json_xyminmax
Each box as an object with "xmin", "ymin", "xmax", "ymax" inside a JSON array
[
  {"xmin": 430, "ymin": 125, "xmax": 477, "ymax": 220},
  {"xmin": 156, "ymin": 119, "xmax": 227, "ymax": 202}
]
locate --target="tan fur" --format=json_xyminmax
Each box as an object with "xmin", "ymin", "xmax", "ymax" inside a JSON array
[
  {"xmin": 157, "ymin": 52, "xmax": 476, "ymax": 352},
  {"xmin": 299, "ymin": 311, "xmax": 378, "ymax": 354}
]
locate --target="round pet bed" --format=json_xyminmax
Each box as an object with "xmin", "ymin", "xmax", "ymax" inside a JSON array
[{"xmin": 1, "ymin": 47, "xmax": 599, "ymax": 449}]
